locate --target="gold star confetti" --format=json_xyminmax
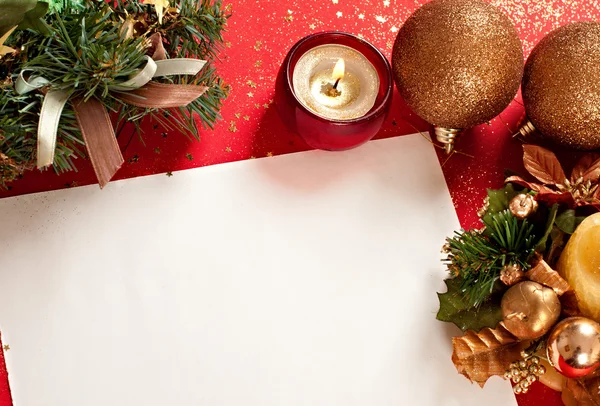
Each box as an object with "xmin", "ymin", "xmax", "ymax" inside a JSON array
[
  {"xmin": 166, "ymin": 172, "xmax": 173, "ymax": 177},
  {"xmin": 357, "ymin": 33, "xmax": 365, "ymax": 39},
  {"xmin": 266, "ymin": 152, "xmax": 274, "ymax": 157},
  {"xmin": 375, "ymin": 15, "xmax": 387, "ymax": 23},
  {"xmin": 234, "ymin": 113, "xmax": 241, "ymax": 118},
  {"xmin": 154, "ymin": 147, "xmax": 161, "ymax": 154},
  {"xmin": 246, "ymin": 80, "xmax": 257, "ymax": 88},
  {"xmin": 263, "ymin": 103, "xmax": 270, "ymax": 109},
  {"xmin": 247, "ymin": 92, "xmax": 254, "ymax": 98},
  {"xmin": 225, "ymin": 41, "xmax": 232, "ymax": 48},
  {"xmin": 225, "ymin": 3, "xmax": 232, "ymax": 11},
  {"xmin": 391, "ymin": 26, "xmax": 399, "ymax": 32},
  {"xmin": 254, "ymin": 60, "xmax": 263, "ymax": 68},
  {"xmin": 229, "ymin": 121, "xmax": 237, "ymax": 132},
  {"xmin": 309, "ymin": 23, "xmax": 316, "ymax": 29},
  {"xmin": 269, "ymin": 99, "xmax": 274, "ymax": 104},
  {"xmin": 386, "ymin": 41, "xmax": 393, "ymax": 49},
  {"xmin": 225, "ymin": 146, "xmax": 232, "ymax": 152},
  {"xmin": 255, "ymin": 103, "xmax": 261, "ymax": 108},
  {"xmin": 383, "ymin": 0, "xmax": 390, "ymax": 6},
  {"xmin": 358, "ymin": 13, "xmax": 365, "ymax": 19},
  {"xmin": 243, "ymin": 115, "xmax": 250, "ymax": 121},
  {"xmin": 336, "ymin": 11, "xmax": 343, "ymax": 17},
  {"xmin": 186, "ymin": 153, "xmax": 193, "ymax": 161},
  {"xmin": 254, "ymin": 41, "xmax": 262, "ymax": 51},
  {"xmin": 2, "ymin": 345, "xmax": 9, "ymax": 351},
  {"xmin": 284, "ymin": 15, "xmax": 294, "ymax": 22}
]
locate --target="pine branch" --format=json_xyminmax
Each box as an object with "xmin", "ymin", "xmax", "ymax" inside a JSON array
[
  {"xmin": 444, "ymin": 210, "xmax": 537, "ymax": 308},
  {"xmin": 0, "ymin": 0, "xmax": 230, "ymax": 189}
]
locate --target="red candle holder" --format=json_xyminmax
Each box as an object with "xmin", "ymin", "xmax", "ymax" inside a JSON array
[{"xmin": 275, "ymin": 32, "xmax": 393, "ymax": 151}]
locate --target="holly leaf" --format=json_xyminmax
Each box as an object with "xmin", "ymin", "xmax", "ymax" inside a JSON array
[
  {"xmin": 536, "ymin": 204, "xmax": 558, "ymax": 251},
  {"xmin": 452, "ymin": 323, "xmax": 527, "ymax": 387},
  {"xmin": 555, "ymin": 209, "xmax": 586, "ymax": 234},
  {"xmin": 523, "ymin": 144, "xmax": 567, "ymax": 185},
  {"xmin": 485, "ymin": 184, "xmax": 520, "ymax": 215},
  {"xmin": 0, "ymin": 0, "xmax": 38, "ymax": 37},
  {"xmin": 437, "ymin": 278, "xmax": 503, "ymax": 332},
  {"xmin": 572, "ymin": 153, "xmax": 600, "ymax": 183},
  {"xmin": 17, "ymin": 1, "xmax": 50, "ymax": 35}
]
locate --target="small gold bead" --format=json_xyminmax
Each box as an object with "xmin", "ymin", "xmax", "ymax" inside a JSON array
[
  {"xmin": 527, "ymin": 375, "xmax": 537, "ymax": 384},
  {"xmin": 512, "ymin": 368, "xmax": 521, "ymax": 377},
  {"xmin": 519, "ymin": 360, "xmax": 527, "ymax": 369},
  {"xmin": 537, "ymin": 365, "xmax": 546, "ymax": 375},
  {"xmin": 521, "ymin": 369, "xmax": 529, "ymax": 377},
  {"xmin": 510, "ymin": 362, "xmax": 518, "ymax": 369},
  {"xmin": 521, "ymin": 386, "xmax": 529, "ymax": 394},
  {"xmin": 529, "ymin": 365, "xmax": 537, "ymax": 373},
  {"xmin": 522, "ymin": 380, "xmax": 530, "ymax": 389},
  {"xmin": 512, "ymin": 376, "xmax": 522, "ymax": 384},
  {"xmin": 514, "ymin": 385, "xmax": 523, "ymax": 394},
  {"xmin": 504, "ymin": 371, "xmax": 512, "ymax": 379},
  {"xmin": 531, "ymin": 356, "xmax": 540, "ymax": 365}
]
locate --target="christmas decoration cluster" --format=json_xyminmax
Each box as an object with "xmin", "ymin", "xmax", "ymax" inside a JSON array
[
  {"xmin": 437, "ymin": 143, "xmax": 600, "ymax": 404},
  {"xmin": 0, "ymin": 0, "xmax": 229, "ymax": 188}
]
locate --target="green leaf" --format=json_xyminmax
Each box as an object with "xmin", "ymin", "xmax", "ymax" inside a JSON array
[
  {"xmin": 437, "ymin": 278, "xmax": 504, "ymax": 332},
  {"xmin": 536, "ymin": 204, "xmax": 558, "ymax": 250},
  {"xmin": 0, "ymin": 0, "xmax": 38, "ymax": 36},
  {"xmin": 17, "ymin": 1, "xmax": 50, "ymax": 35},
  {"xmin": 555, "ymin": 209, "xmax": 586, "ymax": 235},
  {"xmin": 485, "ymin": 184, "xmax": 520, "ymax": 216}
]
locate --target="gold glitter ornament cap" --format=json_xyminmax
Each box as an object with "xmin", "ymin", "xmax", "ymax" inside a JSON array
[
  {"xmin": 392, "ymin": 0, "xmax": 524, "ymax": 144},
  {"xmin": 522, "ymin": 22, "xmax": 600, "ymax": 150}
]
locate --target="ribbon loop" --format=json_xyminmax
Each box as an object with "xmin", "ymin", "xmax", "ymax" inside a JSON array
[
  {"xmin": 15, "ymin": 70, "xmax": 50, "ymax": 95},
  {"xmin": 15, "ymin": 54, "xmax": 208, "ymax": 186},
  {"xmin": 109, "ymin": 56, "xmax": 157, "ymax": 91}
]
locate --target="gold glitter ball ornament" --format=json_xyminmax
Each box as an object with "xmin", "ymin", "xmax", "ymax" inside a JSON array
[
  {"xmin": 546, "ymin": 317, "xmax": 600, "ymax": 379},
  {"xmin": 522, "ymin": 22, "xmax": 600, "ymax": 150},
  {"xmin": 501, "ymin": 281, "xmax": 561, "ymax": 340},
  {"xmin": 392, "ymin": 0, "xmax": 523, "ymax": 153},
  {"xmin": 509, "ymin": 194, "xmax": 538, "ymax": 220}
]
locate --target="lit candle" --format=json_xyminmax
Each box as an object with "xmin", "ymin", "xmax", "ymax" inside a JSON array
[
  {"xmin": 292, "ymin": 44, "xmax": 380, "ymax": 121},
  {"xmin": 275, "ymin": 32, "xmax": 393, "ymax": 151}
]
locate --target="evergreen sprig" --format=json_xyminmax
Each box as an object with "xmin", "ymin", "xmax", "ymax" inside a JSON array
[
  {"xmin": 444, "ymin": 210, "xmax": 537, "ymax": 308},
  {"xmin": 0, "ymin": 0, "xmax": 229, "ymax": 188}
]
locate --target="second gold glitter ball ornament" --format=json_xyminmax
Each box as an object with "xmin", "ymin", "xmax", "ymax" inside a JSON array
[
  {"xmin": 518, "ymin": 22, "xmax": 600, "ymax": 150},
  {"xmin": 392, "ymin": 0, "xmax": 524, "ymax": 153}
]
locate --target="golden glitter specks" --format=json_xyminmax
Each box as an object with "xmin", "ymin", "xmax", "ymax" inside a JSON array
[
  {"xmin": 246, "ymin": 80, "xmax": 257, "ymax": 88},
  {"xmin": 253, "ymin": 41, "xmax": 262, "ymax": 51},
  {"xmin": 284, "ymin": 10, "xmax": 294, "ymax": 22},
  {"xmin": 254, "ymin": 60, "xmax": 263, "ymax": 68},
  {"xmin": 229, "ymin": 121, "xmax": 237, "ymax": 132}
]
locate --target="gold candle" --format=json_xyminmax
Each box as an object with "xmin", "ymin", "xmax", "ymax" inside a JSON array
[{"xmin": 292, "ymin": 44, "xmax": 379, "ymax": 120}]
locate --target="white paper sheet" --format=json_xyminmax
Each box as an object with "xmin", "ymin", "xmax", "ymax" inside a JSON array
[{"xmin": 0, "ymin": 134, "xmax": 516, "ymax": 406}]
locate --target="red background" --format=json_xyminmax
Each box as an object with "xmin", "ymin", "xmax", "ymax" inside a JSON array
[{"xmin": 2, "ymin": 0, "xmax": 599, "ymax": 404}]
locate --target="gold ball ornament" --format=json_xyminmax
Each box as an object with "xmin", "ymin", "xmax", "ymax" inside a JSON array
[
  {"xmin": 546, "ymin": 317, "xmax": 600, "ymax": 379},
  {"xmin": 521, "ymin": 22, "xmax": 600, "ymax": 150},
  {"xmin": 392, "ymin": 0, "xmax": 523, "ymax": 153},
  {"xmin": 509, "ymin": 194, "xmax": 538, "ymax": 220},
  {"xmin": 501, "ymin": 281, "xmax": 561, "ymax": 340}
]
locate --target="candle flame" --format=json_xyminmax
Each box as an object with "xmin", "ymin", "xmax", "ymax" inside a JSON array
[{"xmin": 332, "ymin": 58, "xmax": 345, "ymax": 81}]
